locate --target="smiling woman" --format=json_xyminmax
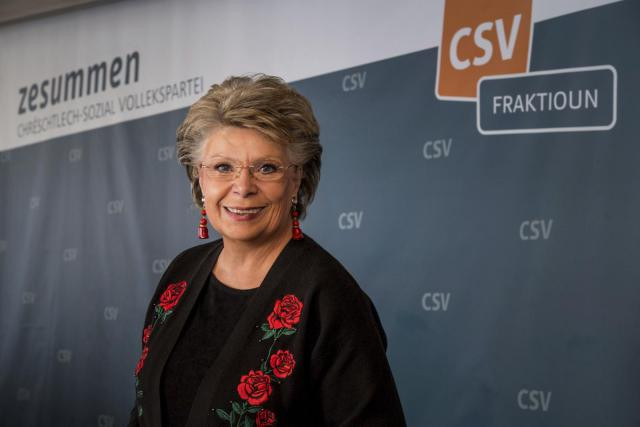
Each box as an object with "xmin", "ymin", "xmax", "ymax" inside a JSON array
[{"xmin": 129, "ymin": 74, "xmax": 406, "ymax": 427}]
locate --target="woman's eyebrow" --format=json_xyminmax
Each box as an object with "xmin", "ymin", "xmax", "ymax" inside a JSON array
[
  {"xmin": 205, "ymin": 155, "xmax": 284, "ymax": 162},
  {"xmin": 203, "ymin": 155, "xmax": 235, "ymax": 162}
]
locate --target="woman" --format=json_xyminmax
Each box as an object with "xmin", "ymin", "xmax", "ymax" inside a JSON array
[{"xmin": 129, "ymin": 75, "xmax": 406, "ymax": 426}]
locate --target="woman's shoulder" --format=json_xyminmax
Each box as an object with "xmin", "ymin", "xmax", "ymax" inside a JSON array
[
  {"xmin": 293, "ymin": 236, "xmax": 388, "ymax": 350},
  {"xmin": 294, "ymin": 236, "xmax": 374, "ymax": 311},
  {"xmin": 294, "ymin": 236, "xmax": 358, "ymax": 287}
]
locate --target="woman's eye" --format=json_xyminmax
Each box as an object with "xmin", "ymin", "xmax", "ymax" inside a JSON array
[
  {"xmin": 214, "ymin": 163, "xmax": 234, "ymax": 173},
  {"xmin": 257, "ymin": 163, "xmax": 279, "ymax": 174}
]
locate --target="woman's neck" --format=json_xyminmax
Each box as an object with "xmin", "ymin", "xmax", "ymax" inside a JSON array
[{"xmin": 214, "ymin": 229, "xmax": 292, "ymax": 290}]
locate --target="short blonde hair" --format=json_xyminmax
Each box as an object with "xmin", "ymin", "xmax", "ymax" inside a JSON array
[{"xmin": 176, "ymin": 74, "xmax": 322, "ymax": 219}]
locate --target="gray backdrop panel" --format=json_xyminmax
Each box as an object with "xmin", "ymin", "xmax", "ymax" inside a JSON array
[{"xmin": 1, "ymin": 2, "xmax": 639, "ymax": 426}]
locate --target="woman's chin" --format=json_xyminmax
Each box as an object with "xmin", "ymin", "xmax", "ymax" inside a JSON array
[{"xmin": 219, "ymin": 224, "xmax": 291, "ymax": 247}]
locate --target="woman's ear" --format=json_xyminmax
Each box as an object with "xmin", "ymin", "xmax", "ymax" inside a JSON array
[
  {"xmin": 293, "ymin": 166, "xmax": 303, "ymax": 194},
  {"xmin": 197, "ymin": 168, "xmax": 207, "ymax": 205}
]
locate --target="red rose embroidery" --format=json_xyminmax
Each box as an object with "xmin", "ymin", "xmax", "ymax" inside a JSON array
[
  {"xmin": 214, "ymin": 295, "xmax": 303, "ymax": 425},
  {"xmin": 269, "ymin": 350, "xmax": 295, "ymax": 379},
  {"xmin": 134, "ymin": 346, "xmax": 149, "ymax": 376},
  {"xmin": 237, "ymin": 370, "xmax": 272, "ymax": 406},
  {"xmin": 256, "ymin": 409, "xmax": 276, "ymax": 426},
  {"xmin": 142, "ymin": 325, "xmax": 153, "ymax": 345},
  {"xmin": 158, "ymin": 281, "xmax": 187, "ymax": 311},
  {"xmin": 267, "ymin": 294, "xmax": 303, "ymax": 329}
]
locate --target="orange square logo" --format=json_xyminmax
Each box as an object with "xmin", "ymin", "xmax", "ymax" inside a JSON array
[{"xmin": 436, "ymin": 0, "xmax": 532, "ymax": 100}]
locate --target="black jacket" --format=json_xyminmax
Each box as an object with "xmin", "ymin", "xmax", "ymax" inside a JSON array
[{"xmin": 129, "ymin": 236, "xmax": 406, "ymax": 426}]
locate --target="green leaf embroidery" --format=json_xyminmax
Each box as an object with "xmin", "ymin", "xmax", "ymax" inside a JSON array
[
  {"xmin": 261, "ymin": 329, "xmax": 276, "ymax": 341},
  {"xmin": 232, "ymin": 401, "xmax": 242, "ymax": 414},
  {"xmin": 159, "ymin": 310, "xmax": 173, "ymax": 324},
  {"xmin": 281, "ymin": 328, "xmax": 297, "ymax": 335},
  {"xmin": 215, "ymin": 409, "xmax": 231, "ymax": 421},
  {"xmin": 260, "ymin": 323, "xmax": 271, "ymax": 332},
  {"xmin": 246, "ymin": 406, "xmax": 262, "ymax": 414}
]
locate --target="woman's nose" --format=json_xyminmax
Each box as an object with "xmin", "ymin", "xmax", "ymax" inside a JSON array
[{"xmin": 232, "ymin": 166, "xmax": 258, "ymax": 196}]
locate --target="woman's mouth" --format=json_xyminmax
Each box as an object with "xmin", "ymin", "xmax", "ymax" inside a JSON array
[{"xmin": 224, "ymin": 206, "xmax": 265, "ymax": 221}]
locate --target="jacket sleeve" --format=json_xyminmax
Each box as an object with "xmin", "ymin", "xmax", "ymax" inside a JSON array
[{"xmin": 307, "ymin": 278, "xmax": 406, "ymax": 426}]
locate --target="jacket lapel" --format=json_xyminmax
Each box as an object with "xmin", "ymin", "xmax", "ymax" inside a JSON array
[{"xmin": 145, "ymin": 241, "xmax": 223, "ymax": 427}]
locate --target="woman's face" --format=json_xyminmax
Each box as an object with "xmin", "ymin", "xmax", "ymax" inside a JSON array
[{"xmin": 198, "ymin": 126, "xmax": 301, "ymax": 247}]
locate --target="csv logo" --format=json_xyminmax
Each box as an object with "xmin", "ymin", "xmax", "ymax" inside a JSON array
[
  {"xmin": 436, "ymin": 0, "xmax": 532, "ymax": 100},
  {"xmin": 422, "ymin": 292, "xmax": 451, "ymax": 312},
  {"xmin": 423, "ymin": 138, "xmax": 452, "ymax": 160},
  {"xmin": 63, "ymin": 248, "xmax": 78, "ymax": 262},
  {"xmin": 342, "ymin": 71, "xmax": 367, "ymax": 92},
  {"xmin": 57, "ymin": 349, "xmax": 72, "ymax": 363},
  {"xmin": 157, "ymin": 146, "xmax": 174, "ymax": 161},
  {"xmin": 68, "ymin": 148, "xmax": 82, "ymax": 162},
  {"xmin": 30, "ymin": 196, "xmax": 40, "ymax": 209},
  {"xmin": 97, "ymin": 414, "xmax": 115, "ymax": 427},
  {"xmin": 152, "ymin": 258, "xmax": 169, "ymax": 274},
  {"xmin": 518, "ymin": 389, "xmax": 551, "ymax": 412},
  {"xmin": 338, "ymin": 211, "xmax": 363, "ymax": 230},
  {"xmin": 104, "ymin": 306, "xmax": 119, "ymax": 320},
  {"xmin": 22, "ymin": 291, "xmax": 36, "ymax": 304},
  {"xmin": 107, "ymin": 200, "xmax": 124, "ymax": 214},
  {"xmin": 519, "ymin": 219, "xmax": 553, "ymax": 241}
]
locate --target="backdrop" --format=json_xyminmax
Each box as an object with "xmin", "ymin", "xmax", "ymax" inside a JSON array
[{"xmin": 1, "ymin": 0, "xmax": 639, "ymax": 426}]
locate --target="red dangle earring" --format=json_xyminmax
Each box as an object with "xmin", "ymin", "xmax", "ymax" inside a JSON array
[
  {"xmin": 291, "ymin": 197, "xmax": 303, "ymax": 240},
  {"xmin": 198, "ymin": 197, "xmax": 209, "ymax": 239}
]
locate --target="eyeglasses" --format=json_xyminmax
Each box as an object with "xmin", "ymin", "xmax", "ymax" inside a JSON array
[{"xmin": 199, "ymin": 159, "xmax": 298, "ymax": 182}]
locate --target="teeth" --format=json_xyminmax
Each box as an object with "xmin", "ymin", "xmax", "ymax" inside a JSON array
[{"xmin": 227, "ymin": 207, "xmax": 262, "ymax": 214}]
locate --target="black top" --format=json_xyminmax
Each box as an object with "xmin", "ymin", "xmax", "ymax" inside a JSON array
[{"xmin": 160, "ymin": 273, "xmax": 257, "ymax": 427}]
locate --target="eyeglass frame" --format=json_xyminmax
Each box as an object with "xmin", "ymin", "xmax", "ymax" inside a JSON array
[{"xmin": 198, "ymin": 160, "xmax": 299, "ymax": 182}]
